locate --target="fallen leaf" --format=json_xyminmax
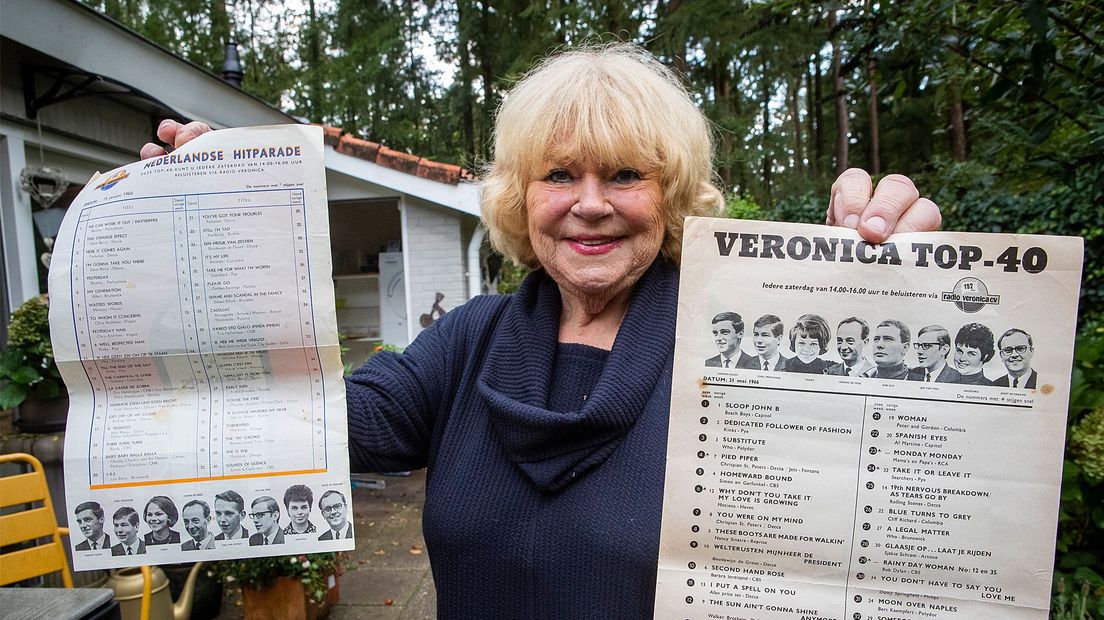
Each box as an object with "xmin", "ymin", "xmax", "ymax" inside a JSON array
[
  {"xmin": 374, "ymin": 549, "xmax": 386, "ymax": 555},
  {"xmin": 384, "ymin": 598, "xmax": 394, "ymax": 606},
  {"xmin": 409, "ymin": 545, "xmax": 423, "ymax": 555}
]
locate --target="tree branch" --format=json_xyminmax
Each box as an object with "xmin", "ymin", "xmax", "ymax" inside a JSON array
[
  {"xmin": 944, "ymin": 43, "xmax": 1091, "ymax": 132},
  {"xmin": 1047, "ymin": 7, "xmax": 1104, "ymax": 57}
]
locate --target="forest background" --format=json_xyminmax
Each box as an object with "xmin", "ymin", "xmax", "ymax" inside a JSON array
[{"xmin": 82, "ymin": 1, "xmax": 1104, "ymax": 617}]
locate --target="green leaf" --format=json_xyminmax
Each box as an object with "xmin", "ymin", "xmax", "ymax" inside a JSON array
[
  {"xmin": 892, "ymin": 79, "xmax": 906, "ymax": 99},
  {"xmin": 0, "ymin": 382, "xmax": 28, "ymax": 409},
  {"xmin": 9, "ymin": 366, "xmax": 41, "ymax": 386},
  {"xmin": 1072, "ymin": 565, "xmax": 1103, "ymax": 587}
]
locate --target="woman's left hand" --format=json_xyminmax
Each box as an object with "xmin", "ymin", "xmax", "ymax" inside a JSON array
[{"xmin": 827, "ymin": 168, "xmax": 942, "ymax": 244}]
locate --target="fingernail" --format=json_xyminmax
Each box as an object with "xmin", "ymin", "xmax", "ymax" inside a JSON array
[
  {"xmin": 843, "ymin": 214, "xmax": 860, "ymax": 228},
  {"xmin": 158, "ymin": 119, "xmax": 172, "ymax": 129},
  {"xmin": 866, "ymin": 216, "xmax": 886, "ymax": 234}
]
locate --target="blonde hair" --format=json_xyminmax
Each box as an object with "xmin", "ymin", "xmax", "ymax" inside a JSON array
[{"xmin": 481, "ymin": 43, "xmax": 723, "ymax": 268}]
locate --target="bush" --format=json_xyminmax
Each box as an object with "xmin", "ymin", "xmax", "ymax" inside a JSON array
[
  {"xmin": 725, "ymin": 195, "xmax": 765, "ymax": 220},
  {"xmin": 1054, "ymin": 329, "xmax": 1104, "ymax": 618},
  {"xmin": 0, "ymin": 295, "xmax": 63, "ymax": 409}
]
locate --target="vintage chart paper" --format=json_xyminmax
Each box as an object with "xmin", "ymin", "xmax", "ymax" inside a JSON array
[
  {"xmin": 49, "ymin": 125, "xmax": 354, "ymax": 569},
  {"xmin": 655, "ymin": 218, "xmax": 1083, "ymax": 619}
]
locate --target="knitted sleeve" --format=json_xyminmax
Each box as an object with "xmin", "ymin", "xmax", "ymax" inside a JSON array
[{"xmin": 343, "ymin": 296, "xmax": 503, "ymax": 472}]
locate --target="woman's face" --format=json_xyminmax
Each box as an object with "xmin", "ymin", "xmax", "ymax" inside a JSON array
[
  {"xmin": 288, "ymin": 500, "xmax": 311, "ymax": 525},
  {"xmin": 146, "ymin": 503, "xmax": 169, "ymax": 532},
  {"xmin": 794, "ymin": 333, "xmax": 821, "ymax": 364},
  {"xmin": 955, "ymin": 344, "xmax": 985, "ymax": 373},
  {"xmin": 526, "ymin": 159, "xmax": 665, "ymax": 304}
]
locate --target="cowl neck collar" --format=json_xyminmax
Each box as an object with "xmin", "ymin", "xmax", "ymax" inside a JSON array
[{"xmin": 477, "ymin": 259, "xmax": 678, "ymax": 493}]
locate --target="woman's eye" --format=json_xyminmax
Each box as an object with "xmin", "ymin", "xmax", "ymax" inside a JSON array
[
  {"xmin": 612, "ymin": 169, "xmax": 641, "ymax": 183},
  {"xmin": 546, "ymin": 169, "xmax": 571, "ymax": 183}
]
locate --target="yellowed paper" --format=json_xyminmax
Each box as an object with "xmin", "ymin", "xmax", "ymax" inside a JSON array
[
  {"xmin": 49, "ymin": 125, "xmax": 354, "ymax": 569},
  {"xmin": 655, "ymin": 217, "xmax": 1083, "ymax": 619}
]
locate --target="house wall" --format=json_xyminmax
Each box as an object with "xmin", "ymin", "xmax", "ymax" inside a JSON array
[
  {"xmin": 1, "ymin": 38, "xmax": 152, "ymax": 159},
  {"xmin": 403, "ymin": 197, "xmax": 467, "ymax": 339}
]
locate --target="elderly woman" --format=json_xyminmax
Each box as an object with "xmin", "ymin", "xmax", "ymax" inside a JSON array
[
  {"xmin": 142, "ymin": 495, "xmax": 181, "ymax": 545},
  {"xmin": 145, "ymin": 44, "xmax": 938, "ymax": 617}
]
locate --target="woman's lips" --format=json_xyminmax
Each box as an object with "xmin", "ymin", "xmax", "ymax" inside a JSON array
[{"xmin": 566, "ymin": 236, "xmax": 621, "ymax": 255}]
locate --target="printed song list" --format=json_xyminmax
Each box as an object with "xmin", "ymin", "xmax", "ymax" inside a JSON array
[
  {"xmin": 656, "ymin": 218, "xmax": 1082, "ymax": 620},
  {"xmin": 660, "ymin": 374, "xmax": 1058, "ymax": 619},
  {"xmin": 68, "ymin": 189, "xmax": 327, "ymax": 487}
]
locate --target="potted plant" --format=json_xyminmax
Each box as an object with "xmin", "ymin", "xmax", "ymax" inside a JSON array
[
  {"xmin": 0, "ymin": 294, "xmax": 67, "ymax": 432},
  {"xmin": 209, "ymin": 552, "xmax": 342, "ymax": 620}
]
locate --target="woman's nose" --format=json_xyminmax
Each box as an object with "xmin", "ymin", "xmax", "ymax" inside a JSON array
[{"xmin": 570, "ymin": 175, "xmax": 612, "ymax": 220}]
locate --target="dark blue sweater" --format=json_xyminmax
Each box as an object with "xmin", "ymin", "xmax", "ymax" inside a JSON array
[{"xmin": 346, "ymin": 259, "xmax": 679, "ymax": 618}]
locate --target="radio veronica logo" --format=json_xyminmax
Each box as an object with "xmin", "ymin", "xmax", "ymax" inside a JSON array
[
  {"xmin": 96, "ymin": 170, "xmax": 129, "ymax": 191},
  {"xmin": 942, "ymin": 277, "xmax": 1000, "ymax": 313}
]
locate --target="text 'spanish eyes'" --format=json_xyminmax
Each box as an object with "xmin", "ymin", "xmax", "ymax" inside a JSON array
[
  {"xmin": 612, "ymin": 169, "xmax": 641, "ymax": 183},
  {"xmin": 547, "ymin": 169, "xmax": 572, "ymax": 183}
]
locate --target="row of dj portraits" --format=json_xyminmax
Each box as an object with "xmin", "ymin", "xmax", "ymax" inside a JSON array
[
  {"xmin": 705, "ymin": 312, "xmax": 1039, "ymax": 388},
  {"xmin": 71, "ymin": 484, "xmax": 352, "ymax": 556}
]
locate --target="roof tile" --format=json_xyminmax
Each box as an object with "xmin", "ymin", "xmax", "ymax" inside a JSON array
[
  {"xmin": 321, "ymin": 124, "xmax": 474, "ymax": 185},
  {"xmin": 376, "ymin": 146, "xmax": 421, "ymax": 176},
  {"xmin": 417, "ymin": 159, "xmax": 463, "ymax": 184},
  {"xmin": 321, "ymin": 125, "xmax": 342, "ymax": 147},
  {"xmin": 336, "ymin": 134, "xmax": 380, "ymax": 162}
]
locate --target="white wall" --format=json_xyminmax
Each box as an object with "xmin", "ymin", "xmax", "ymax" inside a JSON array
[{"xmin": 402, "ymin": 198, "xmax": 467, "ymax": 339}]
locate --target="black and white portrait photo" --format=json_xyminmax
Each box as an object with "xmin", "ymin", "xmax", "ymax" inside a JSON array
[
  {"xmin": 318, "ymin": 490, "xmax": 353, "ymax": 541},
  {"xmin": 181, "ymin": 500, "xmax": 216, "ymax": 551},
  {"xmin": 751, "ymin": 314, "xmax": 790, "ymax": 372},
  {"xmin": 908, "ymin": 325, "xmax": 961, "ymax": 383},
  {"xmin": 213, "ymin": 490, "xmax": 250, "ymax": 541},
  {"xmin": 994, "ymin": 328, "xmax": 1038, "ymax": 388},
  {"xmin": 785, "ymin": 314, "xmax": 831, "ymax": 374},
  {"xmin": 954, "ymin": 323, "xmax": 995, "ymax": 385},
  {"xmin": 872, "ymin": 320, "xmax": 911, "ymax": 380},
  {"xmin": 825, "ymin": 317, "xmax": 877, "ymax": 377},
  {"xmin": 143, "ymin": 495, "xmax": 181, "ymax": 546},
  {"xmin": 110, "ymin": 507, "xmax": 145, "ymax": 556},
  {"xmin": 705, "ymin": 312, "xmax": 755, "ymax": 368},
  {"xmin": 282, "ymin": 484, "xmax": 318, "ymax": 536},
  {"xmin": 74, "ymin": 501, "xmax": 109, "ymax": 552},
  {"xmin": 248, "ymin": 496, "xmax": 285, "ymax": 546}
]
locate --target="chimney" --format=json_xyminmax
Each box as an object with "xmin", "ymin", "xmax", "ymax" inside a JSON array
[{"xmin": 222, "ymin": 41, "xmax": 244, "ymax": 88}]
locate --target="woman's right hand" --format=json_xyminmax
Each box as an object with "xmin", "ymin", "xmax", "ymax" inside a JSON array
[{"xmin": 140, "ymin": 120, "xmax": 214, "ymax": 160}]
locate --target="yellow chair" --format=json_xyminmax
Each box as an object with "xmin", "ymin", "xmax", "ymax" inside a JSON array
[
  {"xmin": 0, "ymin": 452, "xmax": 73, "ymax": 588},
  {"xmin": 0, "ymin": 452, "xmax": 152, "ymax": 620}
]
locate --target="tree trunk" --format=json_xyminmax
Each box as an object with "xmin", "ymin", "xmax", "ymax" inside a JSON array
[
  {"xmin": 480, "ymin": 0, "xmax": 496, "ymax": 144},
  {"xmin": 829, "ymin": 10, "xmax": 849, "ymax": 176},
  {"xmin": 716, "ymin": 60, "xmax": 733, "ymax": 187},
  {"xmin": 790, "ymin": 76, "xmax": 804, "ymax": 175},
  {"xmin": 950, "ymin": 86, "xmax": 967, "ymax": 161},
  {"xmin": 457, "ymin": 1, "xmax": 475, "ymax": 164},
  {"xmin": 307, "ymin": 0, "xmax": 322, "ymax": 122},
  {"xmin": 867, "ymin": 56, "xmax": 880, "ymax": 176},
  {"xmin": 806, "ymin": 56, "xmax": 819, "ymax": 177},
  {"xmin": 761, "ymin": 76, "xmax": 773, "ymax": 206}
]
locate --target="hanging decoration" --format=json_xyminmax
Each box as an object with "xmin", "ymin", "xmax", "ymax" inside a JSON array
[{"xmin": 19, "ymin": 165, "xmax": 69, "ymax": 210}]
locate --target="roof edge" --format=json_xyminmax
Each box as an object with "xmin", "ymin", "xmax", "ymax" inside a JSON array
[{"xmin": 320, "ymin": 125, "xmax": 476, "ymax": 186}]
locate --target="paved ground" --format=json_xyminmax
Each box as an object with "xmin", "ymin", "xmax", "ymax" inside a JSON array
[{"xmin": 219, "ymin": 470, "xmax": 435, "ymax": 619}]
